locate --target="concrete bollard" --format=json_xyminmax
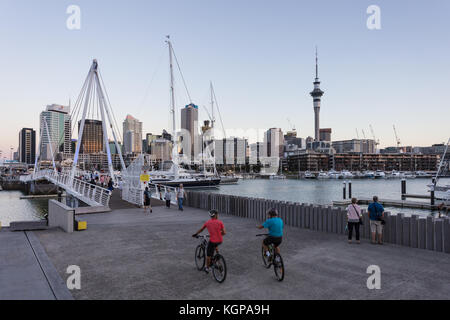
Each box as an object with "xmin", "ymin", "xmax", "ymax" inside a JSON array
[
  {"xmin": 444, "ymin": 218, "xmax": 450, "ymax": 254},
  {"xmin": 418, "ymin": 218, "xmax": 427, "ymax": 249},
  {"xmin": 326, "ymin": 207, "xmax": 332, "ymax": 233},
  {"xmin": 411, "ymin": 215, "xmax": 419, "ymax": 248},
  {"xmin": 396, "ymin": 214, "xmax": 404, "ymax": 245},
  {"xmin": 426, "ymin": 216, "xmax": 434, "ymax": 251},
  {"xmin": 435, "ymin": 219, "xmax": 444, "ymax": 252},
  {"xmin": 402, "ymin": 216, "xmax": 411, "ymax": 247}
]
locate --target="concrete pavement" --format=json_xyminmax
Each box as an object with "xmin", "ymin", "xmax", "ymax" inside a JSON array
[
  {"xmin": 0, "ymin": 230, "xmax": 72, "ymax": 300},
  {"xmin": 33, "ymin": 205, "xmax": 450, "ymax": 300}
]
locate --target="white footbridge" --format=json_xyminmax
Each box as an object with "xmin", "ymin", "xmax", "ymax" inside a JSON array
[{"xmin": 20, "ymin": 170, "xmax": 111, "ymax": 207}]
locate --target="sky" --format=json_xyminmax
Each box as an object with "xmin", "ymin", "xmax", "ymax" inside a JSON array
[{"xmin": 0, "ymin": 0, "xmax": 449, "ymax": 158}]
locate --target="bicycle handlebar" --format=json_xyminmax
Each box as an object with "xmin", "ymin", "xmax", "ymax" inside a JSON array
[
  {"xmin": 193, "ymin": 234, "xmax": 210, "ymax": 239},
  {"xmin": 256, "ymin": 234, "xmax": 269, "ymax": 237}
]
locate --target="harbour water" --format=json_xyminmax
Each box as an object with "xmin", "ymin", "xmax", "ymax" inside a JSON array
[
  {"xmin": 208, "ymin": 178, "xmax": 450, "ymax": 217},
  {"xmin": 0, "ymin": 191, "xmax": 47, "ymax": 227},
  {"xmin": 1, "ymin": 178, "xmax": 448, "ymax": 226}
]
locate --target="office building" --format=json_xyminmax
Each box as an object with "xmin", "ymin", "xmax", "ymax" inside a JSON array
[
  {"xmin": 39, "ymin": 104, "xmax": 71, "ymax": 161},
  {"xmin": 19, "ymin": 128, "xmax": 36, "ymax": 164},
  {"xmin": 78, "ymin": 119, "xmax": 103, "ymax": 154},
  {"xmin": 181, "ymin": 104, "xmax": 199, "ymax": 159},
  {"xmin": 332, "ymin": 139, "xmax": 376, "ymax": 154},
  {"xmin": 319, "ymin": 128, "xmax": 332, "ymax": 142},
  {"xmin": 264, "ymin": 128, "xmax": 284, "ymax": 158},
  {"xmin": 123, "ymin": 115, "xmax": 143, "ymax": 154}
]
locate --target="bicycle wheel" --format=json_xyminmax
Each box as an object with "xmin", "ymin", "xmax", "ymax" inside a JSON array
[
  {"xmin": 212, "ymin": 254, "xmax": 227, "ymax": 283},
  {"xmin": 273, "ymin": 254, "xmax": 285, "ymax": 282},
  {"xmin": 262, "ymin": 246, "xmax": 271, "ymax": 269},
  {"xmin": 195, "ymin": 245, "xmax": 205, "ymax": 271}
]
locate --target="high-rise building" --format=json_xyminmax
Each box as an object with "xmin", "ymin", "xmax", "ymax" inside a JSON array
[
  {"xmin": 123, "ymin": 115, "xmax": 142, "ymax": 154},
  {"xmin": 39, "ymin": 104, "xmax": 71, "ymax": 161},
  {"xmin": 310, "ymin": 49, "xmax": 325, "ymax": 142},
  {"xmin": 78, "ymin": 119, "xmax": 103, "ymax": 154},
  {"xmin": 332, "ymin": 139, "xmax": 376, "ymax": 154},
  {"xmin": 264, "ymin": 128, "xmax": 284, "ymax": 158},
  {"xmin": 181, "ymin": 104, "xmax": 199, "ymax": 159},
  {"xmin": 319, "ymin": 128, "xmax": 332, "ymax": 142},
  {"xmin": 19, "ymin": 128, "xmax": 36, "ymax": 164}
]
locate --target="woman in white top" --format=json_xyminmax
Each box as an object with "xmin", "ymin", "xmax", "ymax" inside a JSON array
[{"xmin": 346, "ymin": 198, "xmax": 362, "ymax": 244}]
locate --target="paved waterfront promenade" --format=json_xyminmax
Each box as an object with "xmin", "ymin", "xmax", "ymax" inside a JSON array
[{"xmin": 15, "ymin": 204, "xmax": 448, "ymax": 300}]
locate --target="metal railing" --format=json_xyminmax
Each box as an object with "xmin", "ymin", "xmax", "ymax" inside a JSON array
[{"xmin": 20, "ymin": 169, "xmax": 111, "ymax": 207}]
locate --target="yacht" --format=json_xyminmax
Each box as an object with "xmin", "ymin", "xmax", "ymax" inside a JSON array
[
  {"xmin": 317, "ymin": 171, "xmax": 329, "ymax": 179},
  {"xmin": 328, "ymin": 170, "xmax": 341, "ymax": 179},
  {"xmin": 363, "ymin": 171, "xmax": 375, "ymax": 179},
  {"xmin": 341, "ymin": 170, "xmax": 354, "ymax": 179},
  {"xmin": 374, "ymin": 170, "xmax": 386, "ymax": 179},
  {"xmin": 304, "ymin": 171, "xmax": 316, "ymax": 179}
]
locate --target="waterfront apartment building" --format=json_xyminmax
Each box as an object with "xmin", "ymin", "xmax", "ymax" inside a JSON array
[
  {"xmin": 78, "ymin": 119, "xmax": 103, "ymax": 154},
  {"xmin": 19, "ymin": 128, "xmax": 36, "ymax": 164},
  {"xmin": 39, "ymin": 104, "xmax": 72, "ymax": 161},
  {"xmin": 332, "ymin": 139, "xmax": 376, "ymax": 154},
  {"xmin": 123, "ymin": 115, "xmax": 143, "ymax": 154},
  {"xmin": 286, "ymin": 152, "xmax": 440, "ymax": 172}
]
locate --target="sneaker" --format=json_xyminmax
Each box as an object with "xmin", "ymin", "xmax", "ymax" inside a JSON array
[
  {"xmin": 204, "ymin": 267, "xmax": 211, "ymax": 274},
  {"xmin": 265, "ymin": 251, "xmax": 270, "ymax": 257}
]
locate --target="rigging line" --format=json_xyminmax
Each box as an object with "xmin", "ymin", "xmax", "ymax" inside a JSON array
[
  {"xmin": 171, "ymin": 45, "xmax": 193, "ymax": 104},
  {"xmin": 137, "ymin": 46, "xmax": 166, "ymax": 113},
  {"xmin": 212, "ymin": 86, "xmax": 226, "ymax": 138},
  {"xmin": 99, "ymin": 70, "xmax": 123, "ymax": 143}
]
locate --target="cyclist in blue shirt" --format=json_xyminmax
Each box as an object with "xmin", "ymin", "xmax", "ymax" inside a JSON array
[{"xmin": 257, "ymin": 208, "xmax": 284, "ymax": 256}]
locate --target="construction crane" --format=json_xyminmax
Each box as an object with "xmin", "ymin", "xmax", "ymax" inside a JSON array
[
  {"xmin": 287, "ymin": 118, "xmax": 296, "ymax": 131},
  {"xmin": 355, "ymin": 129, "xmax": 360, "ymax": 139},
  {"xmin": 369, "ymin": 124, "xmax": 380, "ymax": 150},
  {"xmin": 393, "ymin": 125, "xmax": 401, "ymax": 150},
  {"xmin": 362, "ymin": 129, "xmax": 367, "ymax": 140}
]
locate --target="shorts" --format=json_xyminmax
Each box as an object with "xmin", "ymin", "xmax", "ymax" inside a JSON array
[
  {"xmin": 207, "ymin": 242, "xmax": 222, "ymax": 257},
  {"xmin": 370, "ymin": 220, "xmax": 383, "ymax": 234},
  {"xmin": 263, "ymin": 236, "xmax": 283, "ymax": 248}
]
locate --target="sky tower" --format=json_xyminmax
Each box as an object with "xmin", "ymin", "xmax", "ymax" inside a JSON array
[{"xmin": 310, "ymin": 48, "xmax": 324, "ymax": 142}]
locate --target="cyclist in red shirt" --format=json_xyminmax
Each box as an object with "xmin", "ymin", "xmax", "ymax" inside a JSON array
[{"xmin": 192, "ymin": 210, "xmax": 226, "ymax": 273}]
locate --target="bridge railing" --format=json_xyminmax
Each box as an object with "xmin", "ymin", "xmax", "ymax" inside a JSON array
[
  {"xmin": 20, "ymin": 169, "xmax": 111, "ymax": 207},
  {"xmin": 148, "ymin": 183, "xmax": 178, "ymax": 205}
]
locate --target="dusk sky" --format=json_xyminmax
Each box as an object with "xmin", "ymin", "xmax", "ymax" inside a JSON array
[{"xmin": 0, "ymin": 0, "xmax": 449, "ymax": 157}]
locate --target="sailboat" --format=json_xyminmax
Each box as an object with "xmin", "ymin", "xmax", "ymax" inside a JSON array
[{"xmin": 148, "ymin": 37, "xmax": 220, "ymax": 188}]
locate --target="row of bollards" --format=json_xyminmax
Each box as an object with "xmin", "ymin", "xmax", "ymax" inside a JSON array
[{"xmin": 342, "ymin": 181, "xmax": 352, "ymax": 200}]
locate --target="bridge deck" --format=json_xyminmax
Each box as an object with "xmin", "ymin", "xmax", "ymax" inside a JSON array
[{"xmin": 32, "ymin": 205, "xmax": 450, "ymax": 300}]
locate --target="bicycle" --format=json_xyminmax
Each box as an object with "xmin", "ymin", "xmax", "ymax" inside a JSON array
[
  {"xmin": 194, "ymin": 235, "xmax": 227, "ymax": 283},
  {"xmin": 256, "ymin": 234, "xmax": 285, "ymax": 282}
]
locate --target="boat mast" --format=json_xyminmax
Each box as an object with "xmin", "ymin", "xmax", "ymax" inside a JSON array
[
  {"xmin": 167, "ymin": 36, "xmax": 179, "ymax": 179},
  {"xmin": 434, "ymin": 137, "xmax": 450, "ymax": 186}
]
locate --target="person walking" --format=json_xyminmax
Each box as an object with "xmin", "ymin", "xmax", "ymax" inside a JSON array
[
  {"xmin": 176, "ymin": 184, "xmax": 187, "ymax": 211},
  {"xmin": 346, "ymin": 198, "xmax": 362, "ymax": 244},
  {"xmin": 368, "ymin": 196, "xmax": 384, "ymax": 245},
  {"xmin": 143, "ymin": 187, "xmax": 152, "ymax": 213},
  {"xmin": 164, "ymin": 189, "xmax": 172, "ymax": 209}
]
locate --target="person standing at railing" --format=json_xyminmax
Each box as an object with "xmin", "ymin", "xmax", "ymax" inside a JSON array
[
  {"xmin": 164, "ymin": 189, "xmax": 172, "ymax": 209},
  {"xmin": 176, "ymin": 184, "xmax": 187, "ymax": 211},
  {"xmin": 143, "ymin": 187, "xmax": 153, "ymax": 213}
]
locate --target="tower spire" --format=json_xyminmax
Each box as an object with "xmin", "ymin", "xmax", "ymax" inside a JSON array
[
  {"xmin": 310, "ymin": 47, "xmax": 325, "ymax": 143},
  {"xmin": 315, "ymin": 46, "xmax": 319, "ymax": 80}
]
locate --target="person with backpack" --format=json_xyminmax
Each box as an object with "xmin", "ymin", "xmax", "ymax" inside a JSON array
[
  {"xmin": 368, "ymin": 196, "xmax": 385, "ymax": 245},
  {"xmin": 346, "ymin": 198, "xmax": 362, "ymax": 244}
]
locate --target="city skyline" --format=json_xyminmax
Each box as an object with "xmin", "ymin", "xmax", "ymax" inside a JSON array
[{"xmin": 1, "ymin": 0, "xmax": 449, "ymax": 155}]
